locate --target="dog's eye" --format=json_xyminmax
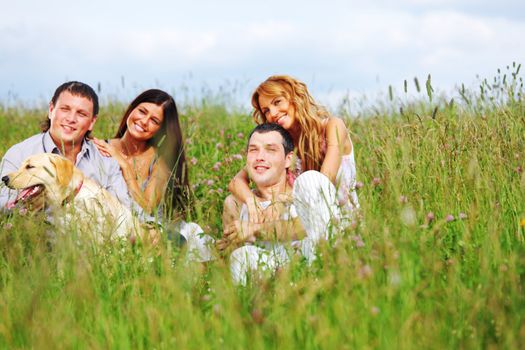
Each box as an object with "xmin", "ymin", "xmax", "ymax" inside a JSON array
[{"xmin": 25, "ymin": 164, "xmax": 34, "ymax": 169}]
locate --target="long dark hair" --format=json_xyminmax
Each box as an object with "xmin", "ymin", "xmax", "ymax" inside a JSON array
[{"xmin": 116, "ymin": 89, "xmax": 190, "ymax": 218}]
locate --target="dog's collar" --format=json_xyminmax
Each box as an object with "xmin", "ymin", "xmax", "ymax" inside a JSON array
[
  {"xmin": 62, "ymin": 180, "xmax": 84, "ymax": 205},
  {"xmin": 74, "ymin": 180, "xmax": 83, "ymax": 196}
]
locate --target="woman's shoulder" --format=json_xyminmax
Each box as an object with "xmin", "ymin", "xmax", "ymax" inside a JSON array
[
  {"xmin": 323, "ymin": 117, "xmax": 352, "ymax": 154},
  {"xmin": 323, "ymin": 117, "xmax": 350, "ymax": 139},
  {"xmin": 324, "ymin": 116, "xmax": 348, "ymax": 128}
]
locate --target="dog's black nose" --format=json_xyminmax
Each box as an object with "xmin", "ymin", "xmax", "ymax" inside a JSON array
[{"xmin": 1, "ymin": 175, "xmax": 8, "ymax": 185}]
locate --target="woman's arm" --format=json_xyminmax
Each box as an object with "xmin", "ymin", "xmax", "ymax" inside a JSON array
[
  {"xmin": 93, "ymin": 138, "xmax": 167, "ymax": 213},
  {"xmin": 227, "ymin": 167, "xmax": 263, "ymax": 223},
  {"xmin": 219, "ymin": 215, "xmax": 306, "ymax": 250},
  {"xmin": 139, "ymin": 159, "xmax": 170, "ymax": 212},
  {"xmin": 320, "ymin": 117, "xmax": 352, "ymax": 183},
  {"xmin": 116, "ymin": 157, "xmax": 168, "ymax": 213}
]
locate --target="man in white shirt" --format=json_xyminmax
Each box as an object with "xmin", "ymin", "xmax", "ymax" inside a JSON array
[{"xmin": 218, "ymin": 123, "xmax": 341, "ymax": 285}]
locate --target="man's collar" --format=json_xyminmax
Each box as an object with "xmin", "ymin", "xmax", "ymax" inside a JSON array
[
  {"xmin": 42, "ymin": 131, "xmax": 59, "ymax": 154},
  {"xmin": 43, "ymin": 131, "xmax": 91, "ymax": 160}
]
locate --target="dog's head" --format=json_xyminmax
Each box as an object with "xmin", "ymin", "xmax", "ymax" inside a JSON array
[{"xmin": 2, "ymin": 153, "xmax": 83, "ymax": 211}]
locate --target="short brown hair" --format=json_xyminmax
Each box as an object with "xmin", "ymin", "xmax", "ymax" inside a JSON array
[{"xmin": 40, "ymin": 81, "xmax": 99, "ymax": 137}]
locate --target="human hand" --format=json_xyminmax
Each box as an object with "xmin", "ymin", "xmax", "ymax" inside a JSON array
[
  {"xmin": 275, "ymin": 192, "xmax": 293, "ymax": 204},
  {"xmin": 93, "ymin": 138, "xmax": 128, "ymax": 167},
  {"xmin": 93, "ymin": 138, "xmax": 127, "ymax": 161},
  {"xmin": 246, "ymin": 197, "xmax": 264, "ymax": 224},
  {"xmin": 216, "ymin": 237, "xmax": 232, "ymax": 251},
  {"xmin": 93, "ymin": 138, "xmax": 115, "ymax": 157},
  {"xmin": 146, "ymin": 227, "xmax": 161, "ymax": 246},
  {"xmin": 217, "ymin": 221, "xmax": 240, "ymax": 252},
  {"xmin": 261, "ymin": 201, "xmax": 285, "ymax": 222},
  {"xmin": 218, "ymin": 220, "xmax": 253, "ymax": 250},
  {"xmin": 260, "ymin": 193, "xmax": 291, "ymax": 222}
]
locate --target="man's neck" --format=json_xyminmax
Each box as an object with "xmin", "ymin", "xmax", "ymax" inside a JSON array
[
  {"xmin": 50, "ymin": 134, "xmax": 83, "ymax": 164},
  {"xmin": 254, "ymin": 176, "xmax": 290, "ymax": 201}
]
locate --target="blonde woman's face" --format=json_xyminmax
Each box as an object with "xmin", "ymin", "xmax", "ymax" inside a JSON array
[{"xmin": 258, "ymin": 94, "xmax": 296, "ymax": 130}]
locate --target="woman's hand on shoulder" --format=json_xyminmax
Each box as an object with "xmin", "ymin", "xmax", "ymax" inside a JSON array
[
  {"xmin": 93, "ymin": 138, "xmax": 128, "ymax": 164},
  {"xmin": 94, "ymin": 138, "xmax": 116, "ymax": 157},
  {"xmin": 93, "ymin": 138, "xmax": 131, "ymax": 178}
]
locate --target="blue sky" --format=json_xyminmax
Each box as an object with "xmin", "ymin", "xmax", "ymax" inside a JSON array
[{"xmin": 1, "ymin": 0, "xmax": 524, "ymax": 108}]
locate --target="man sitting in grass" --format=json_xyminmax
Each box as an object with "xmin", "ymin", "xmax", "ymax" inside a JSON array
[
  {"xmin": 0, "ymin": 81, "xmax": 132, "ymax": 211},
  {"xmin": 218, "ymin": 123, "xmax": 341, "ymax": 285}
]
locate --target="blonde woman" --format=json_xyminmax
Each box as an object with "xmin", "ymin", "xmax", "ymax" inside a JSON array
[{"xmin": 228, "ymin": 75, "xmax": 359, "ymax": 224}]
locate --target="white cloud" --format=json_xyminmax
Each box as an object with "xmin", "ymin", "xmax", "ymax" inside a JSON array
[{"xmin": 0, "ymin": 0, "xmax": 523, "ymax": 105}]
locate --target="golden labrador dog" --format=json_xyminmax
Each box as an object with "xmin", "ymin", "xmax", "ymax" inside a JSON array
[{"xmin": 2, "ymin": 153, "xmax": 155, "ymax": 243}]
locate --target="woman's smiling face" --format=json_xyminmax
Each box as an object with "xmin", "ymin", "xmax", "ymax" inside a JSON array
[
  {"xmin": 126, "ymin": 102, "xmax": 164, "ymax": 141},
  {"xmin": 258, "ymin": 94, "xmax": 296, "ymax": 131}
]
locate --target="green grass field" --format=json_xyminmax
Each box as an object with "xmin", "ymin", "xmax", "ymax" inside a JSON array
[{"xmin": 0, "ymin": 64, "xmax": 524, "ymax": 349}]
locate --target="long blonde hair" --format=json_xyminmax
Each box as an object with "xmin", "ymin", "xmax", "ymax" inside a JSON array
[{"xmin": 251, "ymin": 75, "xmax": 330, "ymax": 171}]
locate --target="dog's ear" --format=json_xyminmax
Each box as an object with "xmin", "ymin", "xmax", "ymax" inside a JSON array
[{"xmin": 50, "ymin": 156, "xmax": 74, "ymax": 188}]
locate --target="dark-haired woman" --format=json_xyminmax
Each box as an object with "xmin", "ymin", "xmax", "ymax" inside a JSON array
[
  {"xmin": 94, "ymin": 90, "xmax": 213, "ymax": 260},
  {"xmin": 94, "ymin": 89, "xmax": 189, "ymax": 219}
]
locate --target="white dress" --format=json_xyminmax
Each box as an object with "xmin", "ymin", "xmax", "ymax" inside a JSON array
[
  {"xmin": 295, "ymin": 149, "xmax": 360, "ymax": 214},
  {"xmin": 334, "ymin": 150, "xmax": 360, "ymax": 213}
]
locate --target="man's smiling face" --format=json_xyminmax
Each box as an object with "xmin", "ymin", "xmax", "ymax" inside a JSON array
[
  {"xmin": 48, "ymin": 91, "xmax": 96, "ymax": 148},
  {"xmin": 246, "ymin": 130, "xmax": 292, "ymax": 188}
]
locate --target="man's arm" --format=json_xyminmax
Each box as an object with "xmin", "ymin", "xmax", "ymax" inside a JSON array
[
  {"xmin": 222, "ymin": 194, "xmax": 243, "ymax": 229},
  {"xmin": 220, "ymin": 200, "xmax": 306, "ymax": 250},
  {"xmin": 221, "ymin": 215, "xmax": 306, "ymax": 249},
  {"xmin": 251, "ymin": 197, "xmax": 306, "ymax": 241},
  {"xmin": 251, "ymin": 216, "xmax": 306, "ymax": 242},
  {"xmin": 218, "ymin": 194, "xmax": 248, "ymax": 251}
]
